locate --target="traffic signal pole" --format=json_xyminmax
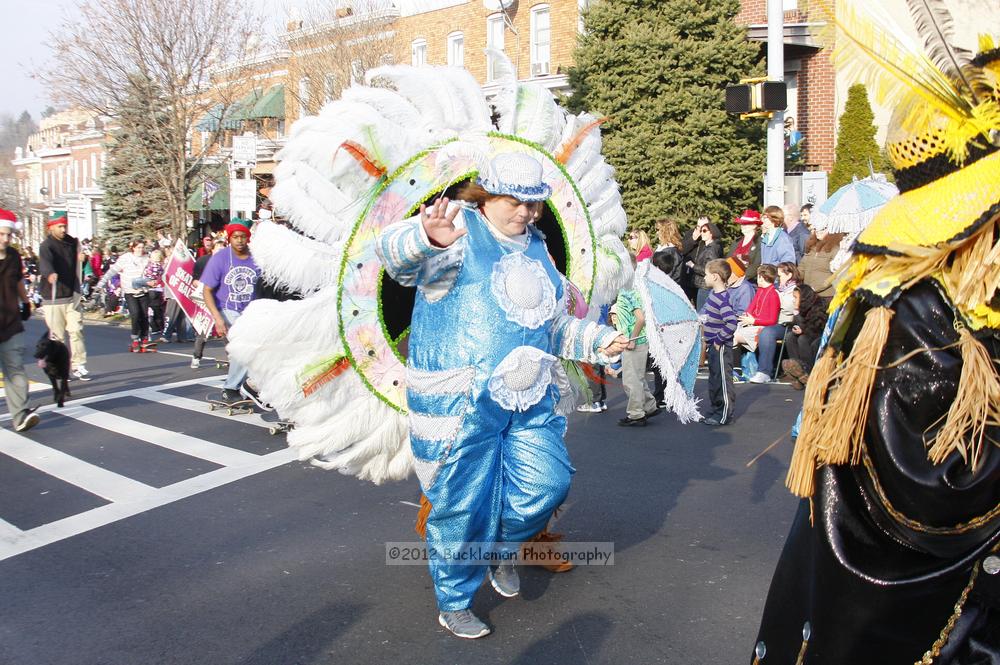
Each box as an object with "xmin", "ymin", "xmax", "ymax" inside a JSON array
[{"xmin": 765, "ymin": 0, "xmax": 785, "ymax": 208}]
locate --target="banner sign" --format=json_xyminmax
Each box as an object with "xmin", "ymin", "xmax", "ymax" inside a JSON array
[
  {"xmin": 163, "ymin": 240, "xmax": 215, "ymax": 336},
  {"xmin": 232, "ymin": 134, "xmax": 257, "ymax": 165},
  {"xmin": 229, "ymin": 177, "xmax": 257, "ymax": 215}
]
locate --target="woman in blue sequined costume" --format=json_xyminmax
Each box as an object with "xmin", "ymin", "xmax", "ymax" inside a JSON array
[{"xmin": 376, "ymin": 153, "xmax": 628, "ymax": 639}]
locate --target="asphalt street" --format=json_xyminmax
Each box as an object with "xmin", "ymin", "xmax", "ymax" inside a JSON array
[{"xmin": 0, "ymin": 316, "xmax": 803, "ymax": 665}]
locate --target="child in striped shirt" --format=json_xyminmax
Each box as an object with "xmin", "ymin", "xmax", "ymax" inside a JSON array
[{"xmin": 700, "ymin": 259, "xmax": 739, "ymax": 426}]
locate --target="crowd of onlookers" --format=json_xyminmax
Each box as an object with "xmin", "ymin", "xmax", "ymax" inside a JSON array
[{"xmin": 593, "ymin": 202, "xmax": 842, "ymax": 427}]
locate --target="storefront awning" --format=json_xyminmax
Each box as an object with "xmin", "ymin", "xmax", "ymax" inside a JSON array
[
  {"xmin": 250, "ymin": 85, "xmax": 285, "ymax": 119},
  {"xmin": 195, "ymin": 85, "xmax": 285, "ymax": 132}
]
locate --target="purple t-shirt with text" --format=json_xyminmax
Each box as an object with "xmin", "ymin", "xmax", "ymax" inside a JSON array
[{"xmin": 199, "ymin": 247, "xmax": 260, "ymax": 313}]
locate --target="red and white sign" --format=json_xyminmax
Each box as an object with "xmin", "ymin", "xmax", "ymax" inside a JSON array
[{"xmin": 163, "ymin": 240, "xmax": 215, "ymax": 336}]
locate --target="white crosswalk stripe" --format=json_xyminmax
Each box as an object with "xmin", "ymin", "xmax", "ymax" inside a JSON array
[
  {"xmin": 0, "ymin": 377, "xmax": 297, "ymax": 562},
  {"xmin": 58, "ymin": 404, "xmax": 261, "ymax": 467}
]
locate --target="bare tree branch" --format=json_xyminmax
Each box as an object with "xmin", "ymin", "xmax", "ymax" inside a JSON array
[{"xmin": 36, "ymin": 0, "xmax": 264, "ymax": 239}]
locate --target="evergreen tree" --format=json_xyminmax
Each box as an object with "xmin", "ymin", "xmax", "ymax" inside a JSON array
[
  {"xmin": 568, "ymin": 0, "xmax": 765, "ymax": 235},
  {"xmin": 829, "ymin": 83, "xmax": 888, "ymax": 192},
  {"xmin": 100, "ymin": 77, "xmax": 173, "ymax": 245}
]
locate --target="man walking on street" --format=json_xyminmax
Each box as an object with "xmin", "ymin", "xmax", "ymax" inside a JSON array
[
  {"xmin": 38, "ymin": 215, "xmax": 90, "ymax": 381},
  {"xmin": 201, "ymin": 219, "xmax": 260, "ymax": 404},
  {"xmin": 190, "ymin": 238, "xmax": 226, "ymax": 368},
  {"xmin": 0, "ymin": 210, "xmax": 40, "ymax": 432}
]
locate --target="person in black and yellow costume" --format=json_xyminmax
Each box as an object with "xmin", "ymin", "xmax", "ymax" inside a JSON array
[{"xmin": 752, "ymin": 3, "xmax": 1000, "ymax": 663}]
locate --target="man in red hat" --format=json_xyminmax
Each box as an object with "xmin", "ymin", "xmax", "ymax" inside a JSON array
[
  {"xmin": 0, "ymin": 209, "xmax": 39, "ymax": 431},
  {"xmin": 38, "ymin": 215, "xmax": 90, "ymax": 381},
  {"xmin": 200, "ymin": 218, "xmax": 260, "ymax": 405}
]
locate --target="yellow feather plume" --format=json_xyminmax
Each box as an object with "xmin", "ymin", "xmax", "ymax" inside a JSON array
[{"xmin": 806, "ymin": 0, "xmax": 1000, "ymax": 164}]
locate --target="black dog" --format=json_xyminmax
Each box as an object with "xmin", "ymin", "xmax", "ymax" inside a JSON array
[{"xmin": 34, "ymin": 332, "xmax": 71, "ymax": 408}]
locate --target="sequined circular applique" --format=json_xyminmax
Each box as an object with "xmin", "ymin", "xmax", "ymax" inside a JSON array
[
  {"xmin": 488, "ymin": 346, "xmax": 558, "ymax": 411},
  {"xmin": 490, "ymin": 251, "xmax": 557, "ymax": 329},
  {"xmin": 503, "ymin": 356, "xmax": 542, "ymax": 391}
]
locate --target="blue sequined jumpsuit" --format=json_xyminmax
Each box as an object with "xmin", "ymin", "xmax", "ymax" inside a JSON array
[{"xmin": 377, "ymin": 207, "xmax": 618, "ymax": 611}]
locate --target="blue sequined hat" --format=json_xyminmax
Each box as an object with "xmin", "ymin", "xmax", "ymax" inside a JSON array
[{"xmin": 477, "ymin": 153, "xmax": 552, "ymax": 202}]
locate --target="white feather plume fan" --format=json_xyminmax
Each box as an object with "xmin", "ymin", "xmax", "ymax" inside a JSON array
[{"xmin": 228, "ymin": 52, "xmax": 632, "ymax": 483}]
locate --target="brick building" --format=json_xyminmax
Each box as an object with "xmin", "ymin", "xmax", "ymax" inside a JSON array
[{"xmin": 11, "ymin": 110, "xmax": 112, "ymax": 248}]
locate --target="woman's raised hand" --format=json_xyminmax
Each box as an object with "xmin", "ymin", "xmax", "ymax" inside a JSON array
[{"xmin": 421, "ymin": 197, "xmax": 466, "ymax": 248}]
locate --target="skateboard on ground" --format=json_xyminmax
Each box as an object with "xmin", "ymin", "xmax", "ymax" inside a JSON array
[
  {"xmin": 206, "ymin": 392, "xmax": 254, "ymax": 416},
  {"xmin": 268, "ymin": 421, "xmax": 294, "ymax": 435}
]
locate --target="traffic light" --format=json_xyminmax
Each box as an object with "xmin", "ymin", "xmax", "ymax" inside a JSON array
[
  {"xmin": 725, "ymin": 80, "xmax": 787, "ymax": 116},
  {"xmin": 725, "ymin": 84, "xmax": 753, "ymax": 114}
]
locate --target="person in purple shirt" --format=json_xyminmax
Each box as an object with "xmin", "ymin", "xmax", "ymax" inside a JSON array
[
  {"xmin": 200, "ymin": 218, "xmax": 260, "ymax": 403},
  {"xmin": 699, "ymin": 259, "xmax": 739, "ymax": 426}
]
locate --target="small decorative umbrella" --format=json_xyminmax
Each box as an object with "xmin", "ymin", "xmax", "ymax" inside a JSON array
[
  {"xmin": 812, "ymin": 175, "xmax": 898, "ymax": 235},
  {"xmin": 633, "ymin": 261, "xmax": 702, "ymax": 423}
]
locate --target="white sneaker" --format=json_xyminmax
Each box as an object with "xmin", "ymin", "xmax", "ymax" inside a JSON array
[
  {"xmin": 748, "ymin": 371, "xmax": 771, "ymax": 384},
  {"xmin": 190, "ymin": 357, "xmax": 200, "ymax": 369},
  {"xmin": 576, "ymin": 402, "xmax": 601, "ymax": 413},
  {"xmin": 14, "ymin": 411, "xmax": 39, "ymax": 433},
  {"xmin": 71, "ymin": 366, "xmax": 92, "ymax": 382}
]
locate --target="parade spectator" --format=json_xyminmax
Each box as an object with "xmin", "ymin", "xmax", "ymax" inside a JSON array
[
  {"xmin": 759, "ymin": 206, "xmax": 796, "ymax": 266},
  {"xmin": 200, "ymin": 219, "xmax": 260, "ymax": 403},
  {"xmin": 99, "ymin": 238, "xmax": 154, "ymax": 352},
  {"xmin": 783, "ymin": 203, "xmax": 810, "ymax": 263},
  {"xmin": 101, "ymin": 274, "xmax": 122, "ymax": 317},
  {"xmin": 89, "ymin": 244, "xmax": 103, "ymax": 282},
  {"xmin": 699, "ymin": 259, "xmax": 739, "ymax": 426},
  {"xmin": 734, "ymin": 264, "xmax": 780, "ymax": 384},
  {"xmin": 190, "ymin": 239, "xmax": 227, "ymax": 367},
  {"xmin": 578, "ymin": 302, "xmax": 613, "ymax": 413},
  {"xmin": 798, "ymin": 227, "xmax": 845, "ymax": 299},
  {"xmin": 780, "ymin": 283, "xmax": 828, "ymax": 390},
  {"xmin": 0, "ymin": 210, "xmax": 39, "ymax": 432},
  {"xmin": 615, "ymin": 257, "xmax": 660, "ymax": 426},
  {"xmin": 725, "ymin": 256, "xmax": 755, "ymax": 314},
  {"xmin": 38, "ymin": 215, "xmax": 90, "ymax": 381},
  {"xmin": 145, "ymin": 249, "xmax": 166, "ymax": 338},
  {"xmin": 628, "ymin": 229, "xmax": 653, "ymax": 263},
  {"xmin": 727, "ymin": 209, "xmax": 762, "ymax": 281},
  {"xmin": 156, "ymin": 229, "xmax": 173, "ymax": 251},
  {"xmin": 196, "ymin": 236, "xmax": 214, "ymax": 258},
  {"xmin": 775, "ymin": 262, "xmax": 801, "ymax": 324},
  {"xmin": 799, "ymin": 203, "xmax": 813, "ymax": 229},
  {"xmin": 685, "ymin": 217, "xmax": 724, "ymax": 311},
  {"xmin": 652, "ymin": 218, "xmax": 684, "ymax": 283},
  {"xmin": 22, "ymin": 247, "xmax": 38, "ymax": 290}
]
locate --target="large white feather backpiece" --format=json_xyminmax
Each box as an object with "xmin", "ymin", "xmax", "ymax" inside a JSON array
[{"xmin": 227, "ymin": 53, "xmax": 632, "ymax": 484}]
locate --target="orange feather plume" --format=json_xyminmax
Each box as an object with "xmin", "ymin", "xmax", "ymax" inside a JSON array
[{"xmin": 338, "ymin": 140, "xmax": 387, "ymax": 178}]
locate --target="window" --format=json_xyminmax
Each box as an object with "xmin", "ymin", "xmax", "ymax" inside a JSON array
[
  {"xmin": 82, "ymin": 158, "xmax": 88, "ymax": 188},
  {"xmin": 324, "ymin": 74, "xmax": 339, "ymax": 103},
  {"xmin": 411, "ymin": 38, "xmax": 427, "ymax": 67},
  {"xmin": 486, "ymin": 14, "xmax": 505, "ymax": 82},
  {"xmin": 447, "ymin": 32, "xmax": 464, "ymax": 67},
  {"xmin": 530, "ymin": 5, "xmax": 551, "ymax": 77},
  {"xmin": 298, "ymin": 76, "xmax": 310, "ymax": 117},
  {"xmin": 783, "ymin": 0, "xmax": 797, "ymax": 9}
]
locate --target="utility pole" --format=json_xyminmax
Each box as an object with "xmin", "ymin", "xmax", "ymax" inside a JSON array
[{"xmin": 764, "ymin": 0, "xmax": 785, "ymax": 208}]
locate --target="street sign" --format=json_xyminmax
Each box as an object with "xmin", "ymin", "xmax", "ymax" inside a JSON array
[
  {"xmin": 232, "ymin": 134, "xmax": 257, "ymax": 166},
  {"xmin": 229, "ymin": 178, "xmax": 257, "ymax": 214}
]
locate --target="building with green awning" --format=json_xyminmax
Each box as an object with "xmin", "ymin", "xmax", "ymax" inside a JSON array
[{"xmin": 195, "ymin": 85, "xmax": 285, "ymax": 132}]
